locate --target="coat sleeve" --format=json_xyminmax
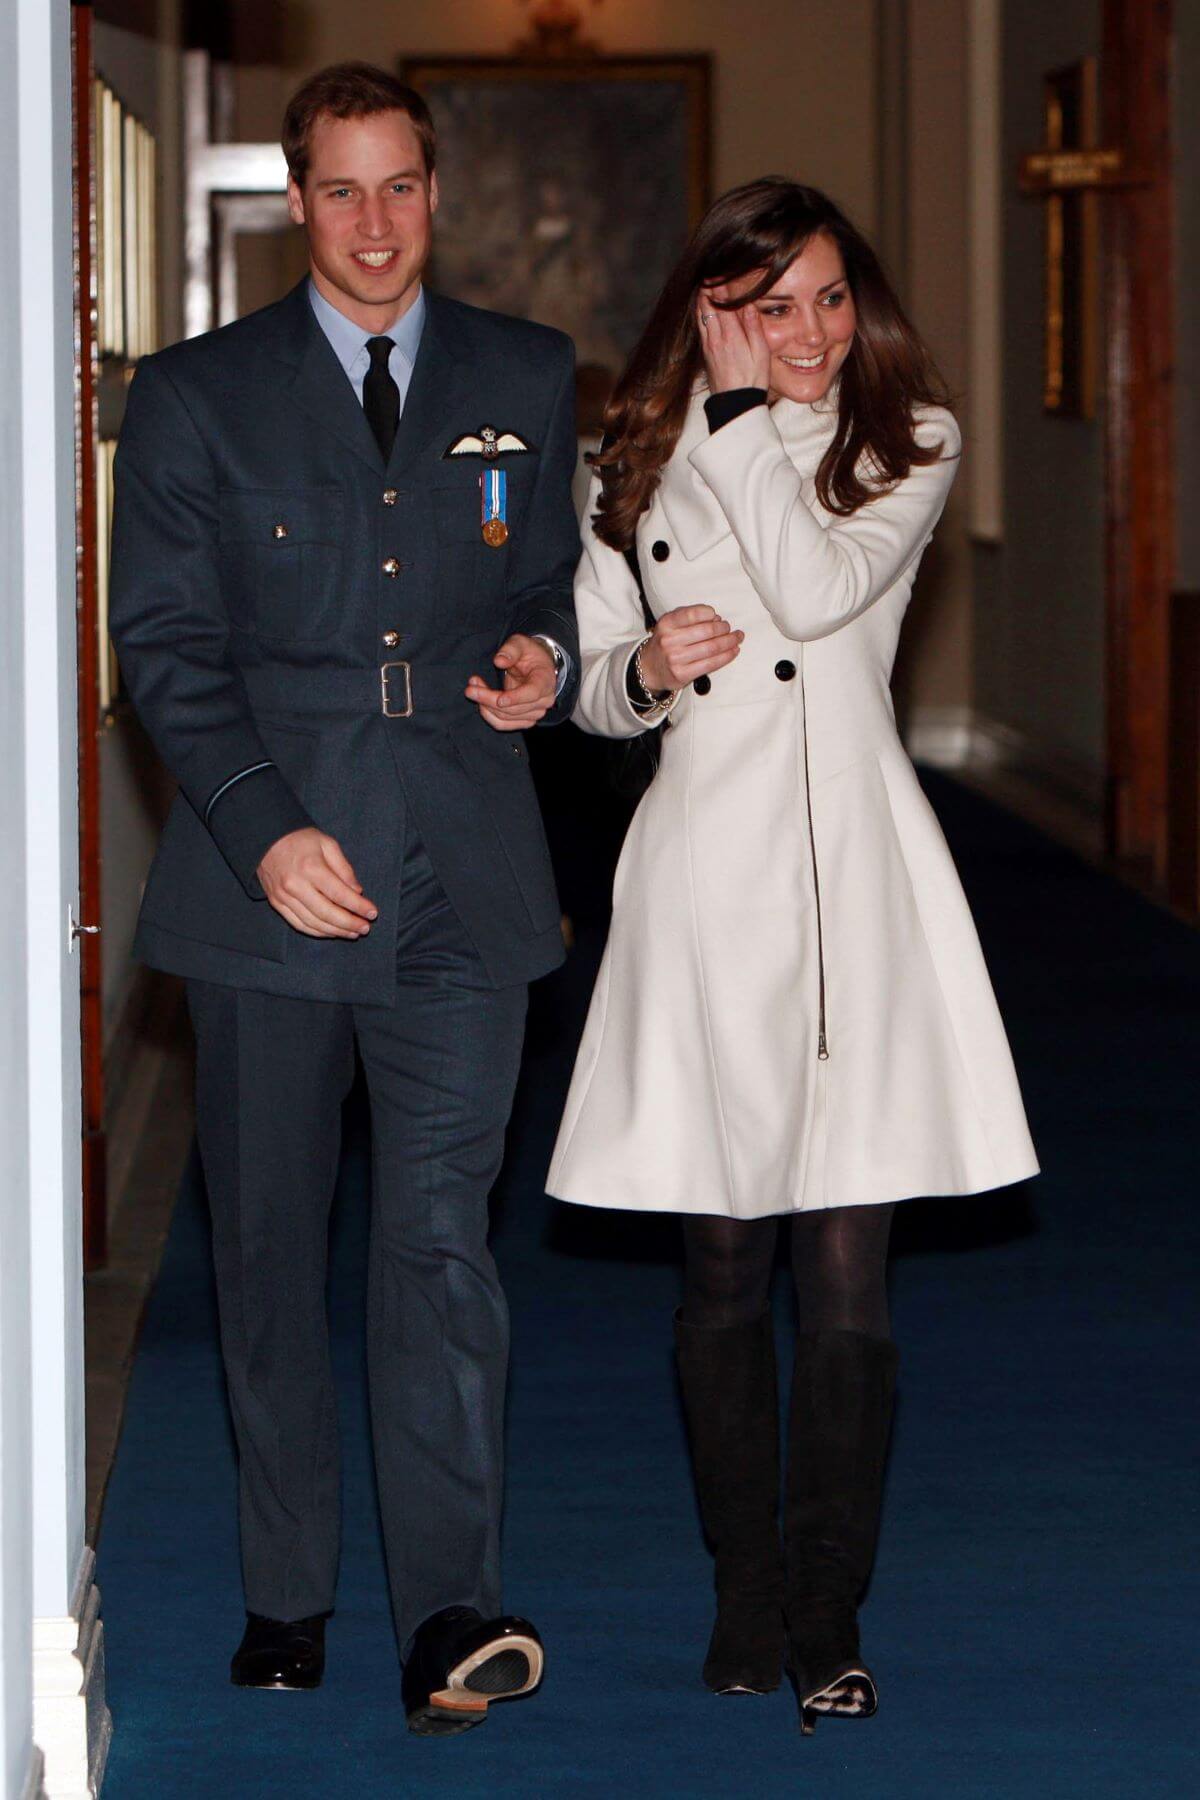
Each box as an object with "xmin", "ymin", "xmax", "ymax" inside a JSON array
[
  {"xmin": 501, "ymin": 336, "xmax": 582, "ymax": 725},
  {"xmin": 688, "ymin": 404, "xmax": 961, "ymax": 642},
  {"xmin": 109, "ymin": 356, "xmax": 315, "ymax": 898},
  {"xmin": 570, "ymin": 473, "xmax": 671, "ymax": 741}
]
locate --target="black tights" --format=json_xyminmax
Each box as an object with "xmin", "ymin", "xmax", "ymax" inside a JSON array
[{"xmin": 681, "ymin": 1205, "xmax": 895, "ymax": 1337}]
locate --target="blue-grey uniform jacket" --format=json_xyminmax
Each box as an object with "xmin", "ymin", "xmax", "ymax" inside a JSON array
[{"xmin": 109, "ymin": 280, "xmax": 581, "ymax": 1003}]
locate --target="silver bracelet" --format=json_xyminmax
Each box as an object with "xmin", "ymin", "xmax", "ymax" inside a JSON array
[{"xmin": 632, "ymin": 635, "xmax": 679, "ymax": 716}]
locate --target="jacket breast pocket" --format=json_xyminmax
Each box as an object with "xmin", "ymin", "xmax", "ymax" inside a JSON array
[
  {"xmin": 431, "ymin": 461, "xmax": 538, "ymax": 617},
  {"xmin": 431, "ymin": 458, "xmax": 538, "ymax": 540},
  {"xmin": 219, "ymin": 486, "xmax": 344, "ymax": 642}
]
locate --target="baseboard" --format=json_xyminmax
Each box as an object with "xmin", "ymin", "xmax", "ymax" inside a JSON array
[
  {"xmin": 32, "ymin": 1548, "xmax": 112, "ymax": 1799},
  {"xmin": 905, "ymin": 705, "xmax": 1105, "ymax": 858},
  {"xmin": 903, "ymin": 703, "xmax": 977, "ymax": 770}
]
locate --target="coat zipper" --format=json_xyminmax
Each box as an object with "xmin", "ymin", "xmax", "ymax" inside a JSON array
[{"xmin": 799, "ymin": 653, "xmax": 829, "ymax": 1061}]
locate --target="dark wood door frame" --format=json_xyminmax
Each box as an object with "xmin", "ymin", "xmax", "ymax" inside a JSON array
[{"xmin": 1102, "ymin": 0, "xmax": 1175, "ymax": 888}]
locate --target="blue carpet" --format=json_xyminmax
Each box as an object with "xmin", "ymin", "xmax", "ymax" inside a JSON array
[{"xmin": 96, "ymin": 771, "xmax": 1200, "ymax": 1797}]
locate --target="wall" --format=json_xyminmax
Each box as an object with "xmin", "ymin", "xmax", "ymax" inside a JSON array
[
  {"xmin": 972, "ymin": 0, "xmax": 1105, "ymax": 790},
  {"xmin": 0, "ymin": 0, "xmax": 34, "ymax": 1779},
  {"xmin": 223, "ymin": 0, "xmax": 881, "ymax": 319},
  {"xmin": 893, "ymin": 0, "xmax": 973, "ymax": 725},
  {"xmin": 3, "ymin": 0, "xmax": 84, "ymax": 1791},
  {"xmin": 225, "ymin": 0, "xmax": 879, "ymax": 230},
  {"xmin": 26, "ymin": 0, "xmax": 87, "ymax": 1639}
]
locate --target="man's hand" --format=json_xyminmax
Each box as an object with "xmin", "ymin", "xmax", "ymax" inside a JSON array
[
  {"xmin": 465, "ymin": 634, "xmax": 558, "ymax": 732},
  {"xmin": 257, "ymin": 828, "xmax": 378, "ymax": 939},
  {"xmin": 638, "ymin": 605, "xmax": 744, "ymax": 693}
]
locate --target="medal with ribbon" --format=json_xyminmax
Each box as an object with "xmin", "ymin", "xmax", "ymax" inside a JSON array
[{"xmin": 480, "ymin": 467, "xmax": 509, "ymax": 547}]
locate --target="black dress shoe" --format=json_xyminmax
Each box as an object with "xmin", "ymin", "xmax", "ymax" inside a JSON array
[
  {"xmin": 402, "ymin": 1606, "xmax": 544, "ymax": 1736},
  {"xmin": 230, "ymin": 1612, "xmax": 327, "ymax": 1690}
]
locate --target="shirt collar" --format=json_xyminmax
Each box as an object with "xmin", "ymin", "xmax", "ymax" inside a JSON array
[{"xmin": 307, "ymin": 279, "xmax": 427, "ymax": 375}]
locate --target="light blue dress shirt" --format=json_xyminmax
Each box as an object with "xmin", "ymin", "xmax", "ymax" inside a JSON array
[
  {"xmin": 308, "ymin": 279, "xmax": 426, "ymax": 410},
  {"xmin": 307, "ymin": 278, "xmax": 570, "ymax": 695}
]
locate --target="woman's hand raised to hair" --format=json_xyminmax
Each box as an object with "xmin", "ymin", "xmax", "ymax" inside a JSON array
[
  {"xmin": 638, "ymin": 605, "xmax": 744, "ymax": 695},
  {"xmin": 696, "ymin": 283, "xmax": 771, "ymax": 394}
]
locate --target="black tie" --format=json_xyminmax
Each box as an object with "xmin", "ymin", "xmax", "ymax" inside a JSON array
[{"xmin": 363, "ymin": 335, "xmax": 400, "ymax": 462}]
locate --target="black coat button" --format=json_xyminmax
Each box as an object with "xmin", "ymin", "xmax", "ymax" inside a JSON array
[
  {"xmin": 651, "ymin": 540, "xmax": 670, "ymax": 562},
  {"xmin": 774, "ymin": 659, "xmax": 797, "ymax": 682},
  {"xmin": 693, "ymin": 674, "xmax": 711, "ymax": 695}
]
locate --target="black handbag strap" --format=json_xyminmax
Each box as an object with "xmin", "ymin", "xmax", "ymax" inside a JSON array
[
  {"xmin": 597, "ymin": 435, "xmax": 664, "ymax": 787},
  {"xmin": 599, "ymin": 433, "xmax": 656, "ymax": 636},
  {"xmin": 623, "ymin": 541, "xmax": 656, "ymax": 636}
]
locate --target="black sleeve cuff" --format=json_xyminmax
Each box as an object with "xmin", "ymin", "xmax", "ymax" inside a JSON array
[
  {"xmin": 704, "ymin": 388, "xmax": 769, "ymax": 434},
  {"xmin": 205, "ymin": 763, "xmax": 316, "ymax": 900},
  {"xmin": 625, "ymin": 647, "xmax": 652, "ymax": 713}
]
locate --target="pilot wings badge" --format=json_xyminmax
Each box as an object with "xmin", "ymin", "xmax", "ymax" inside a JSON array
[{"xmin": 443, "ymin": 424, "xmax": 535, "ymax": 461}]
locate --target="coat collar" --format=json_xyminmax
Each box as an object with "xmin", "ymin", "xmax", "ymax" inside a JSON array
[
  {"xmin": 655, "ymin": 388, "xmax": 734, "ymax": 561},
  {"xmin": 657, "ymin": 384, "xmax": 841, "ymax": 562},
  {"xmin": 266, "ymin": 281, "xmax": 473, "ymax": 480}
]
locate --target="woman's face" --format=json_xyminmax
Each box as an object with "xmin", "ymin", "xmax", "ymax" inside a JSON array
[{"xmin": 724, "ymin": 232, "xmax": 857, "ymax": 404}]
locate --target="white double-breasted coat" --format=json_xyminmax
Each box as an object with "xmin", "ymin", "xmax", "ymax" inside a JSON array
[{"xmin": 547, "ymin": 390, "xmax": 1038, "ymax": 1218}]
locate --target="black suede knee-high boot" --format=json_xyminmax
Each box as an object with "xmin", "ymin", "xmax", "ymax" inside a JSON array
[
  {"xmin": 783, "ymin": 1329, "xmax": 899, "ymax": 1732},
  {"xmin": 674, "ymin": 1311, "xmax": 785, "ymax": 1694}
]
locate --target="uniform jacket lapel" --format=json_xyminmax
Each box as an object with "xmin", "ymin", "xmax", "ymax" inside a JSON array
[
  {"xmin": 268, "ymin": 282, "xmax": 475, "ymax": 482},
  {"xmin": 385, "ymin": 291, "xmax": 473, "ymax": 481},
  {"xmin": 270, "ymin": 281, "xmax": 385, "ymax": 475}
]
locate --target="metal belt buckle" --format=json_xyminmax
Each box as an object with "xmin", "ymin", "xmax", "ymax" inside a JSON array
[{"xmin": 380, "ymin": 661, "xmax": 413, "ymax": 718}]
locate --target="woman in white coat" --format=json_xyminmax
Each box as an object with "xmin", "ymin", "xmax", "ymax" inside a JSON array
[{"xmin": 546, "ymin": 180, "xmax": 1038, "ymax": 1732}]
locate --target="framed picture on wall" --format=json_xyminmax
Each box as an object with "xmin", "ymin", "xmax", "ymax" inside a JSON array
[{"xmin": 400, "ymin": 54, "xmax": 711, "ymax": 389}]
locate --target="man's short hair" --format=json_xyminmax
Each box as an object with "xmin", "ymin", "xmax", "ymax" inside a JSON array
[{"xmin": 282, "ymin": 62, "xmax": 437, "ymax": 186}]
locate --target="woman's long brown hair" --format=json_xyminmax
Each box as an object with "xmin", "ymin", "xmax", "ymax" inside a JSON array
[{"xmin": 592, "ymin": 178, "xmax": 952, "ymax": 551}]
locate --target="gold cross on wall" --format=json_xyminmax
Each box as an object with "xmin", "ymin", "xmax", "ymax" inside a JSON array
[{"xmin": 1017, "ymin": 57, "xmax": 1131, "ymax": 418}]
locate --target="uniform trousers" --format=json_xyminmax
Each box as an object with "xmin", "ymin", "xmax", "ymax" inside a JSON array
[{"xmin": 186, "ymin": 829, "xmax": 528, "ymax": 1655}]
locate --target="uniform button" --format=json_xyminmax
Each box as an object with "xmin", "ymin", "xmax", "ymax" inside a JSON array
[
  {"xmin": 382, "ymin": 630, "xmax": 401, "ymax": 649},
  {"xmin": 272, "ymin": 523, "xmax": 289, "ymax": 540},
  {"xmin": 693, "ymin": 674, "xmax": 712, "ymax": 696},
  {"xmin": 382, "ymin": 488, "xmax": 398, "ymax": 506},
  {"xmin": 651, "ymin": 540, "xmax": 670, "ymax": 562},
  {"xmin": 382, "ymin": 557, "xmax": 400, "ymax": 578},
  {"xmin": 774, "ymin": 659, "xmax": 797, "ymax": 682}
]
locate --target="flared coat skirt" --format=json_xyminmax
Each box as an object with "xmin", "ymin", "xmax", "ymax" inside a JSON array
[{"xmin": 547, "ymin": 687, "xmax": 1039, "ymax": 1219}]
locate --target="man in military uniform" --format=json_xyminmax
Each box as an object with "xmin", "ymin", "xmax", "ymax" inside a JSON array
[{"xmin": 109, "ymin": 63, "xmax": 579, "ymax": 1736}]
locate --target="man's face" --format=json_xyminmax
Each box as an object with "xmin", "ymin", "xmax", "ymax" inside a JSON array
[{"xmin": 287, "ymin": 109, "xmax": 438, "ymax": 330}]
